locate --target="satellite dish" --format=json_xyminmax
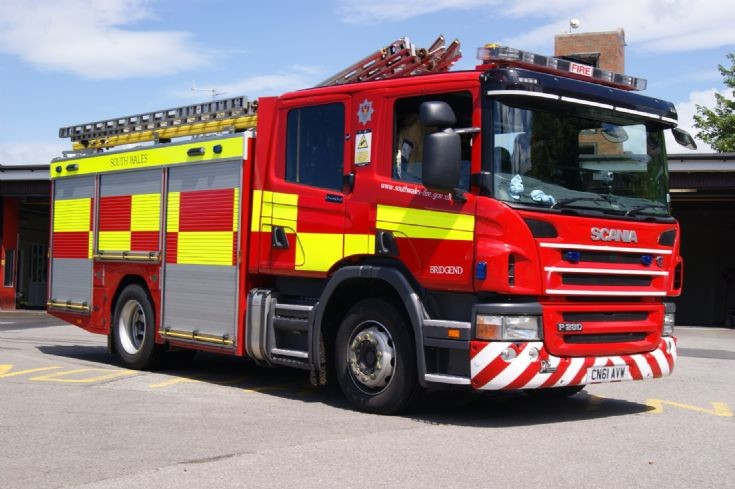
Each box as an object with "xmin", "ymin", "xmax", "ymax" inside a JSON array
[{"xmin": 570, "ymin": 18, "xmax": 581, "ymax": 31}]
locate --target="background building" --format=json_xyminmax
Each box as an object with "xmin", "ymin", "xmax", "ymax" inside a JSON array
[
  {"xmin": 0, "ymin": 31, "xmax": 732, "ymax": 325},
  {"xmin": 555, "ymin": 29, "xmax": 735, "ymax": 326},
  {"xmin": 0, "ymin": 165, "xmax": 50, "ymax": 309}
]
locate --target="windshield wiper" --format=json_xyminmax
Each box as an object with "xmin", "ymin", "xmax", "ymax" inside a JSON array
[
  {"xmin": 550, "ymin": 196, "xmax": 613, "ymax": 210},
  {"xmin": 625, "ymin": 203, "xmax": 669, "ymax": 216}
]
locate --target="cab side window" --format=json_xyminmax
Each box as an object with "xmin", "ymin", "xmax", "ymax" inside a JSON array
[
  {"xmin": 392, "ymin": 92, "xmax": 473, "ymax": 190},
  {"xmin": 286, "ymin": 103, "xmax": 344, "ymax": 191}
]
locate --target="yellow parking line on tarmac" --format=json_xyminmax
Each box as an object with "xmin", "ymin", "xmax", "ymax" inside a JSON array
[
  {"xmin": 0, "ymin": 365, "xmax": 63, "ymax": 378},
  {"xmin": 242, "ymin": 383, "xmax": 292, "ymax": 393},
  {"xmin": 149, "ymin": 375, "xmax": 249, "ymax": 389},
  {"xmin": 646, "ymin": 399, "xmax": 733, "ymax": 417},
  {"xmin": 149, "ymin": 377, "xmax": 200, "ymax": 388},
  {"xmin": 30, "ymin": 368, "xmax": 137, "ymax": 383}
]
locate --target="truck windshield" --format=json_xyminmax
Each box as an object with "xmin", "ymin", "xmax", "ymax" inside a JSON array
[{"xmin": 486, "ymin": 98, "xmax": 671, "ymax": 217}]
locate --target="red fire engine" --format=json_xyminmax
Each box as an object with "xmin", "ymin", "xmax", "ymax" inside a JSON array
[{"xmin": 48, "ymin": 36, "xmax": 696, "ymax": 413}]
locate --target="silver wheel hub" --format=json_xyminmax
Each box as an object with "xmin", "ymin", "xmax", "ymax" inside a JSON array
[
  {"xmin": 348, "ymin": 324, "xmax": 395, "ymax": 390},
  {"xmin": 118, "ymin": 300, "xmax": 146, "ymax": 355}
]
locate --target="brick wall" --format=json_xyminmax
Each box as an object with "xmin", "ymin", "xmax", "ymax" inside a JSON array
[{"xmin": 554, "ymin": 29, "xmax": 626, "ymax": 72}]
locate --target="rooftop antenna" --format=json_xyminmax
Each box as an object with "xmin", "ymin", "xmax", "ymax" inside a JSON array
[
  {"xmin": 191, "ymin": 81, "xmax": 226, "ymax": 99},
  {"xmin": 569, "ymin": 18, "xmax": 581, "ymax": 33}
]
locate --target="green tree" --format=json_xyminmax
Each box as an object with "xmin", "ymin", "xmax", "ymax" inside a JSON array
[{"xmin": 693, "ymin": 53, "xmax": 735, "ymax": 152}]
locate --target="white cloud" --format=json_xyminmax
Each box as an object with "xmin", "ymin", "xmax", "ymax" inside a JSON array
[
  {"xmin": 337, "ymin": 0, "xmax": 735, "ymax": 53},
  {"xmin": 0, "ymin": 0, "xmax": 208, "ymax": 80},
  {"xmin": 337, "ymin": 0, "xmax": 489, "ymax": 23},
  {"xmin": 664, "ymin": 88, "xmax": 731, "ymax": 154},
  {"xmin": 491, "ymin": 0, "xmax": 735, "ymax": 53},
  {"xmin": 175, "ymin": 66, "xmax": 324, "ymax": 100},
  {"xmin": 0, "ymin": 140, "xmax": 68, "ymax": 165}
]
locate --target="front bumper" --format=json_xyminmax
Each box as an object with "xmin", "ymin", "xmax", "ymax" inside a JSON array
[{"xmin": 469, "ymin": 336, "xmax": 676, "ymax": 390}]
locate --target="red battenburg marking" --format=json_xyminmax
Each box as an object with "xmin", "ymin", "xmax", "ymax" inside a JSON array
[
  {"xmin": 98, "ymin": 196, "xmax": 132, "ymax": 231},
  {"xmin": 179, "ymin": 189, "xmax": 234, "ymax": 232},
  {"xmin": 131, "ymin": 231, "xmax": 160, "ymax": 251},
  {"xmin": 165, "ymin": 232, "xmax": 178, "ymax": 264},
  {"xmin": 52, "ymin": 232, "xmax": 89, "ymax": 259}
]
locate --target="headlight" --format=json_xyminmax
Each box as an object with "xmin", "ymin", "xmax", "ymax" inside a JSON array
[
  {"xmin": 476, "ymin": 315, "xmax": 541, "ymax": 341},
  {"xmin": 663, "ymin": 313, "xmax": 675, "ymax": 336}
]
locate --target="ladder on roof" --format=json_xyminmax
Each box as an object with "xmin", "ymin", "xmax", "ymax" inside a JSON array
[
  {"xmin": 316, "ymin": 35, "xmax": 461, "ymax": 87},
  {"xmin": 60, "ymin": 35, "xmax": 462, "ymax": 151}
]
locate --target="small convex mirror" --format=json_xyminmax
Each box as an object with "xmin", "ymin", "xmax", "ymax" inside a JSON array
[{"xmin": 672, "ymin": 127, "xmax": 697, "ymax": 150}]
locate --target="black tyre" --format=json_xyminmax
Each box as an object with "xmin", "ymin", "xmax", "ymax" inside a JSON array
[
  {"xmin": 112, "ymin": 284, "xmax": 162, "ymax": 370},
  {"xmin": 524, "ymin": 385, "xmax": 585, "ymax": 400},
  {"xmin": 335, "ymin": 298, "xmax": 420, "ymax": 414}
]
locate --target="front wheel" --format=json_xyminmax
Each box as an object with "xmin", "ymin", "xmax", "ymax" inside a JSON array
[
  {"xmin": 335, "ymin": 298, "xmax": 419, "ymax": 414},
  {"xmin": 112, "ymin": 284, "xmax": 162, "ymax": 370}
]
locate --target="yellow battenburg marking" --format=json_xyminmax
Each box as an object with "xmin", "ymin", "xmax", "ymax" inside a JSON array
[
  {"xmin": 88, "ymin": 231, "xmax": 94, "ymax": 259},
  {"xmin": 233, "ymin": 187, "xmax": 240, "ymax": 232},
  {"xmin": 251, "ymin": 190, "xmax": 263, "ymax": 232},
  {"xmin": 167, "ymin": 192, "xmax": 180, "ymax": 233},
  {"xmin": 271, "ymin": 191, "xmax": 298, "ymax": 206},
  {"xmin": 53, "ymin": 135, "xmax": 245, "ymax": 179},
  {"xmin": 295, "ymin": 233, "xmax": 344, "ymax": 272},
  {"xmin": 376, "ymin": 204, "xmax": 474, "ymax": 241},
  {"xmin": 344, "ymin": 234, "xmax": 375, "ymax": 256},
  {"xmin": 98, "ymin": 231, "xmax": 132, "ymax": 251},
  {"xmin": 177, "ymin": 231, "xmax": 234, "ymax": 266},
  {"xmin": 258, "ymin": 190, "xmax": 299, "ymax": 233},
  {"xmin": 53, "ymin": 198, "xmax": 91, "ymax": 232},
  {"xmin": 131, "ymin": 193, "xmax": 161, "ymax": 231}
]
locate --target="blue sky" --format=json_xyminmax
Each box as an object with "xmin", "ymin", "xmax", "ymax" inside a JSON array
[{"xmin": 1, "ymin": 0, "xmax": 733, "ymax": 164}]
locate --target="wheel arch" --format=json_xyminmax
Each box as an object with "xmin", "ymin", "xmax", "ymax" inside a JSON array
[{"xmin": 311, "ymin": 265, "xmax": 428, "ymax": 388}]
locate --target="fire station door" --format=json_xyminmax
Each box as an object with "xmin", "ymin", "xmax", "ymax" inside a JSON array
[
  {"xmin": 162, "ymin": 160, "xmax": 242, "ymax": 348},
  {"xmin": 49, "ymin": 176, "xmax": 95, "ymax": 312}
]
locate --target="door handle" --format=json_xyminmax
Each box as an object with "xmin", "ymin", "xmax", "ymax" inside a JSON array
[
  {"xmin": 375, "ymin": 231, "xmax": 398, "ymax": 256},
  {"xmin": 272, "ymin": 226, "xmax": 289, "ymax": 249}
]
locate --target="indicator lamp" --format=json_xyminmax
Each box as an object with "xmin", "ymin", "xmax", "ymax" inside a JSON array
[
  {"xmin": 564, "ymin": 251, "xmax": 581, "ymax": 263},
  {"xmin": 476, "ymin": 261, "xmax": 487, "ymax": 280}
]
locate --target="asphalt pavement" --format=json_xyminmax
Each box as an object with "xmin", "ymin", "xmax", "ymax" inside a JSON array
[{"xmin": 1, "ymin": 311, "xmax": 733, "ymax": 489}]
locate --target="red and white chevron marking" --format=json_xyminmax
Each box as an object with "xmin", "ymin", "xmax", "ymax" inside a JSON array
[{"xmin": 470, "ymin": 337, "xmax": 676, "ymax": 390}]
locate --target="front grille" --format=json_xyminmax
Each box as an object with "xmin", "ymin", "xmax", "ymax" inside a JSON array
[
  {"xmin": 564, "ymin": 250, "xmax": 643, "ymax": 265},
  {"xmin": 561, "ymin": 274, "xmax": 652, "ymax": 287},
  {"xmin": 564, "ymin": 333, "xmax": 647, "ymax": 344},
  {"xmin": 562, "ymin": 311, "xmax": 648, "ymax": 322}
]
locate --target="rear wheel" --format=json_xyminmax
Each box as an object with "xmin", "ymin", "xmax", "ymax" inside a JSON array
[
  {"xmin": 335, "ymin": 298, "xmax": 419, "ymax": 414},
  {"xmin": 112, "ymin": 284, "xmax": 162, "ymax": 370}
]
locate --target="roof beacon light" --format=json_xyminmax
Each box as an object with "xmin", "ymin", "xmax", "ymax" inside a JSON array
[{"xmin": 477, "ymin": 44, "xmax": 647, "ymax": 91}]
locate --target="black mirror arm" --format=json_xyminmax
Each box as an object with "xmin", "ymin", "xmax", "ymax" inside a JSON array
[{"xmin": 451, "ymin": 188, "xmax": 467, "ymax": 203}]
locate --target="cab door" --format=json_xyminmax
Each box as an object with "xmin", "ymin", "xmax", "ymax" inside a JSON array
[{"xmin": 259, "ymin": 97, "xmax": 351, "ymax": 277}]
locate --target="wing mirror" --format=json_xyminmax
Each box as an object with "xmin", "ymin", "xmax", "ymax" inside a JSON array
[{"xmin": 672, "ymin": 127, "xmax": 697, "ymax": 150}]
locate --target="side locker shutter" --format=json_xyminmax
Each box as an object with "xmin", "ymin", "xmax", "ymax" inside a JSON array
[
  {"xmin": 49, "ymin": 176, "xmax": 95, "ymax": 310},
  {"xmin": 163, "ymin": 160, "xmax": 241, "ymax": 347},
  {"xmin": 98, "ymin": 169, "xmax": 162, "ymax": 256}
]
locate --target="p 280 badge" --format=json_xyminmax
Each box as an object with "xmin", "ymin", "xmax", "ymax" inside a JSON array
[{"xmin": 557, "ymin": 322, "xmax": 583, "ymax": 332}]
